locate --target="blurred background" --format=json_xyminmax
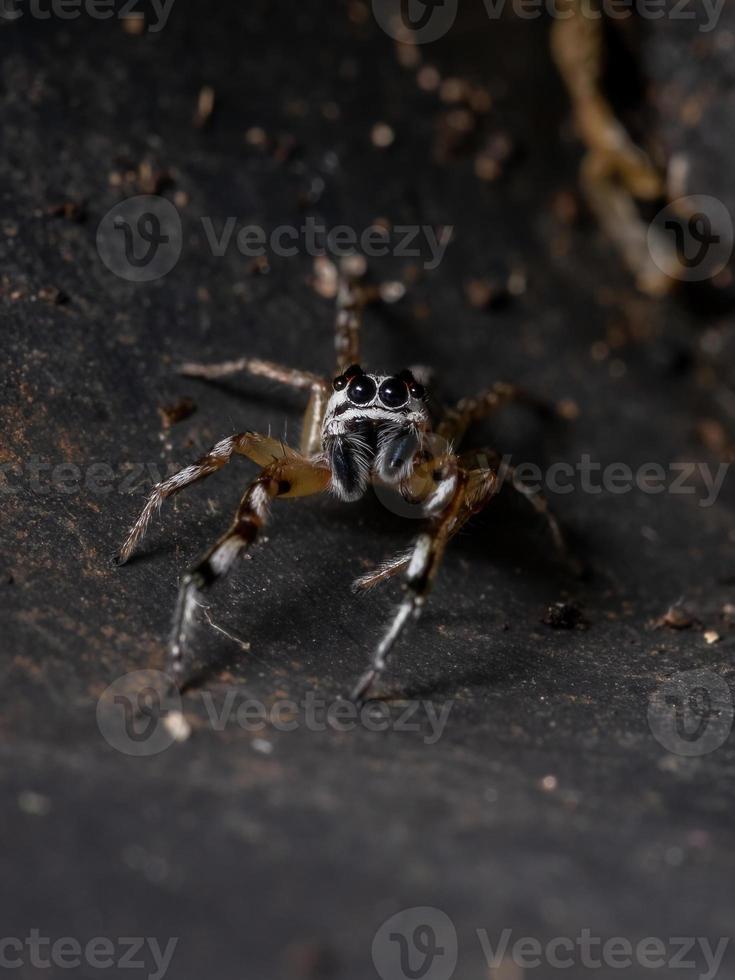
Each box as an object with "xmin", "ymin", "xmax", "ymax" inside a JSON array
[{"xmin": 2, "ymin": 1, "xmax": 735, "ymax": 977}]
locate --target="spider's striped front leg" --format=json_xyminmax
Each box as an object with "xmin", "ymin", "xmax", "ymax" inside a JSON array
[
  {"xmin": 117, "ymin": 433, "xmax": 300, "ymax": 564},
  {"xmin": 170, "ymin": 455, "xmax": 330, "ymax": 686},
  {"xmin": 350, "ymin": 462, "xmax": 468, "ymax": 704}
]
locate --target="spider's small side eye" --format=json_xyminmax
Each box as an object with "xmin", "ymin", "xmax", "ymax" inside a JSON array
[
  {"xmin": 334, "ymin": 364, "xmax": 363, "ymax": 391},
  {"xmin": 378, "ymin": 377, "xmax": 409, "ymax": 408},
  {"xmin": 397, "ymin": 369, "xmax": 426, "ymax": 401},
  {"xmin": 347, "ymin": 375, "xmax": 377, "ymax": 405}
]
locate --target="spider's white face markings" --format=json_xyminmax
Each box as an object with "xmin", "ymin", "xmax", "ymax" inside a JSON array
[
  {"xmin": 322, "ymin": 368, "xmax": 431, "ymax": 501},
  {"xmin": 322, "ymin": 375, "xmax": 429, "ymax": 437}
]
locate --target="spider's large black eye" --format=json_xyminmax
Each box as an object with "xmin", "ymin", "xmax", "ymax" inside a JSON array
[
  {"xmin": 347, "ymin": 375, "xmax": 377, "ymax": 405},
  {"xmin": 378, "ymin": 377, "xmax": 409, "ymax": 408}
]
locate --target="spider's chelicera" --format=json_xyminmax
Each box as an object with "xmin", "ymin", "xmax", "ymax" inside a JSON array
[{"xmin": 117, "ymin": 269, "xmax": 567, "ymax": 703}]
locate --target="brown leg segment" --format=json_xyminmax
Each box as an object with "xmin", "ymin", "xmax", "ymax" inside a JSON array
[
  {"xmin": 117, "ymin": 432, "xmax": 300, "ymax": 564},
  {"xmin": 350, "ymin": 465, "xmax": 468, "ymax": 703},
  {"xmin": 169, "ymin": 455, "xmax": 331, "ymax": 685},
  {"xmin": 437, "ymin": 383, "xmax": 553, "ymax": 446}
]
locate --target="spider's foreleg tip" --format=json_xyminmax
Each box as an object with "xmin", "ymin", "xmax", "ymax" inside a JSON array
[{"xmin": 349, "ymin": 669, "xmax": 377, "ymax": 706}]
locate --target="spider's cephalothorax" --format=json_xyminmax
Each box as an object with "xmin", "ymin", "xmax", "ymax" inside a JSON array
[
  {"xmin": 324, "ymin": 364, "xmax": 430, "ymax": 501},
  {"xmin": 117, "ymin": 268, "xmax": 569, "ymax": 704}
]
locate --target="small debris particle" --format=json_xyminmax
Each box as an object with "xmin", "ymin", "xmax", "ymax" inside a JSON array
[
  {"xmin": 540, "ymin": 774, "xmax": 558, "ymax": 792},
  {"xmin": 556, "ymin": 398, "xmax": 580, "ymax": 421},
  {"xmin": 378, "ymin": 280, "xmax": 405, "ymax": 304},
  {"xmin": 439, "ymin": 77, "xmax": 467, "ymax": 103},
  {"xmin": 464, "ymin": 277, "xmax": 509, "ymax": 311},
  {"xmin": 371, "ymin": 122, "xmax": 395, "ymax": 148},
  {"xmin": 341, "ymin": 253, "xmax": 367, "ymax": 279},
  {"xmin": 474, "ymin": 131, "xmax": 515, "ymax": 181},
  {"xmin": 252, "ymin": 738, "xmax": 273, "ymax": 755},
  {"xmin": 248, "ymin": 255, "xmax": 270, "ymax": 276},
  {"xmin": 395, "ymin": 40, "xmax": 420, "ymax": 69},
  {"xmin": 417, "ymin": 65, "xmax": 441, "ymax": 92},
  {"xmin": 18, "ymin": 791, "xmax": 51, "ymax": 816},
  {"xmin": 312, "ymin": 257, "xmax": 339, "ymax": 299},
  {"xmin": 697, "ymin": 418, "xmax": 728, "ymax": 454},
  {"xmin": 46, "ymin": 200, "xmax": 86, "ymax": 222},
  {"xmin": 551, "ymin": 189, "xmax": 579, "ymax": 225},
  {"xmin": 121, "ymin": 12, "xmax": 145, "ymax": 33},
  {"xmin": 704, "ymin": 630, "xmax": 720, "ymax": 645},
  {"xmin": 285, "ymin": 940, "xmax": 337, "ymax": 980},
  {"xmin": 37, "ymin": 285, "xmax": 68, "ymax": 306},
  {"xmin": 157, "ymin": 397, "xmax": 196, "ymax": 429},
  {"xmin": 543, "ymin": 601, "xmax": 588, "ymax": 630},
  {"xmin": 653, "ymin": 604, "xmax": 702, "ymax": 631},
  {"xmin": 245, "ymin": 126, "xmax": 268, "ymax": 148},
  {"xmin": 163, "ymin": 710, "xmax": 191, "ymax": 742},
  {"xmin": 193, "ymin": 85, "xmax": 215, "ymax": 128},
  {"xmin": 507, "ymin": 269, "xmax": 527, "ymax": 296}
]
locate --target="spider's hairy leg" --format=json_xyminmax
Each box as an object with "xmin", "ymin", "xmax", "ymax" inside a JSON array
[
  {"xmin": 352, "ymin": 454, "xmax": 499, "ymax": 594},
  {"xmin": 461, "ymin": 447, "xmax": 575, "ymax": 570},
  {"xmin": 350, "ymin": 464, "xmax": 468, "ymax": 704},
  {"xmin": 437, "ymin": 382, "xmax": 554, "ymax": 446},
  {"xmin": 116, "ymin": 433, "xmax": 299, "ymax": 565},
  {"xmin": 334, "ymin": 265, "xmax": 370, "ymax": 375},
  {"xmin": 179, "ymin": 356, "xmax": 331, "ymax": 458},
  {"xmin": 169, "ymin": 456, "xmax": 331, "ymax": 687},
  {"xmin": 179, "ymin": 356, "xmax": 325, "ymax": 391},
  {"xmin": 299, "ymin": 380, "xmax": 331, "ymax": 456}
]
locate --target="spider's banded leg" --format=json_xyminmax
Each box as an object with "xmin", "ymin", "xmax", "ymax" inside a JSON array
[
  {"xmin": 299, "ymin": 381, "xmax": 331, "ymax": 456},
  {"xmin": 351, "ymin": 459, "xmax": 499, "ymax": 594},
  {"xmin": 437, "ymin": 383, "xmax": 553, "ymax": 446},
  {"xmin": 179, "ymin": 356, "xmax": 330, "ymax": 458},
  {"xmin": 334, "ymin": 271, "xmax": 369, "ymax": 374},
  {"xmin": 179, "ymin": 356, "xmax": 326, "ymax": 391},
  {"xmin": 117, "ymin": 433, "xmax": 299, "ymax": 564},
  {"xmin": 170, "ymin": 457, "xmax": 331, "ymax": 686},
  {"xmin": 461, "ymin": 448, "xmax": 573, "ymax": 567},
  {"xmin": 350, "ymin": 467, "xmax": 468, "ymax": 704}
]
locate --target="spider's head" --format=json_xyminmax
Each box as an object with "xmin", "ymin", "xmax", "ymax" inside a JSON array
[
  {"xmin": 330, "ymin": 364, "xmax": 428, "ymax": 414},
  {"xmin": 323, "ymin": 365, "xmax": 430, "ymax": 501}
]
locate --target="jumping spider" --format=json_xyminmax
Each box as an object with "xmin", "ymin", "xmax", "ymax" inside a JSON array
[{"xmin": 117, "ymin": 270, "xmax": 567, "ymax": 703}]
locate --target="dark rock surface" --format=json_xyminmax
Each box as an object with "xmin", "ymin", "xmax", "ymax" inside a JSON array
[{"xmin": 2, "ymin": 3, "xmax": 734, "ymax": 977}]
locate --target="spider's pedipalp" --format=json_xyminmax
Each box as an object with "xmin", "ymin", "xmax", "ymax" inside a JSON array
[
  {"xmin": 374, "ymin": 423, "xmax": 421, "ymax": 484},
  {"xmin": 326, "ymin": 430, "xmax": 373, "ymax": 502}
]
